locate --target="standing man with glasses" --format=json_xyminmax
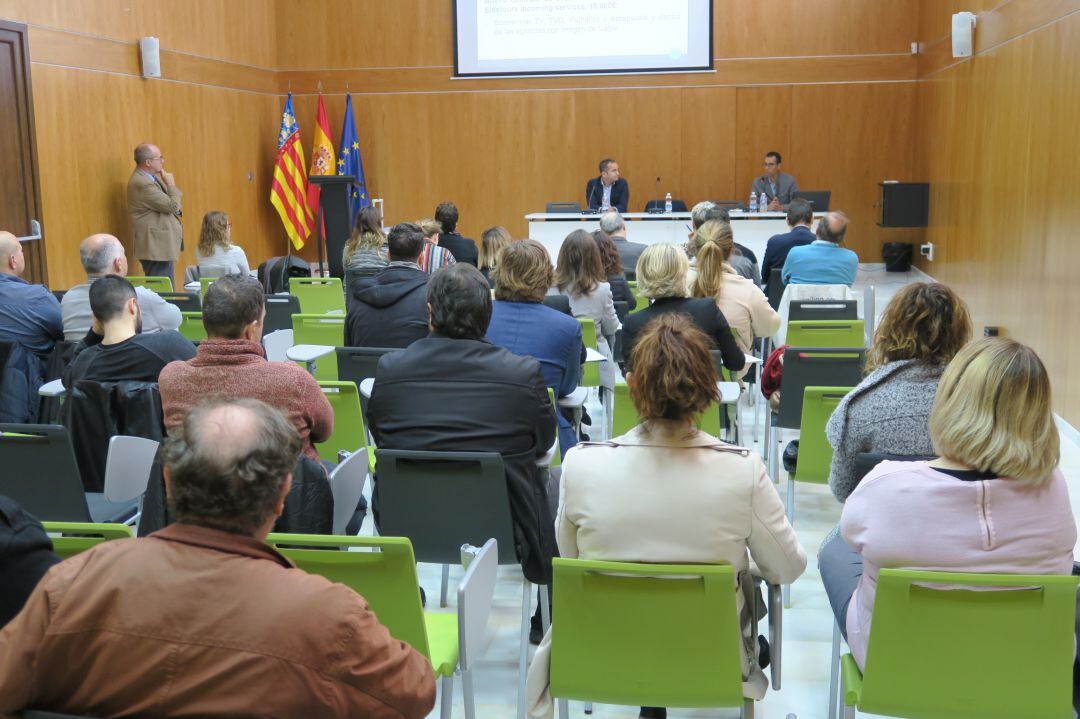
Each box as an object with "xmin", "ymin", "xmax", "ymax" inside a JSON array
[
  {"xmin": 128, "ymin": 143, "xmax": 183, "ymax": 285},
  {"xmin": 751, "ymin": 151, "xmax": 799, "ymax": 211}
]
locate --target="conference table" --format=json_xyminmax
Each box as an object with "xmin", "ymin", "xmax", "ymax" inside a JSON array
[{"xmin": 525, "ymin": 211, "xmax": 825, "ymax": 265}]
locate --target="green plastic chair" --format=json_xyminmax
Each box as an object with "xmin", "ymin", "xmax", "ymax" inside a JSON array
[
  {"xmin": 316, "ymin": 380, "xmax": 375, "ymax": 473},
  {"xmin": 126, "ymin": 276, "xmax": 173, "ymax": 293},
  {"xmin": 41, "ymin": 521, "xmax": 134, "ymax": 560},
  {"xmin": 198, "ymin": 276, "xmax": 216, "ymax": 298},
  {"xmin": 836, "ymin": 568, "xmax": 1079, "ymax": 719},
  {"xmin": 290, "ymin": 276, "xmax": 346, "ymax": 315},
  {"xmin": 785, "ymin": 320, "xmax": 865, "ymax": 348},
  {"xmin": 266, "ymin": 533, "xmax": 498, "ymax": 719},
  {"xmin": 178, "ymin": 311, "xmax": 207, "ymax": 342},
  {"xmin": 292, "ymin": 313, "xmax": 345, "ymax": 381},
  {"xmin": 613, "ymin": 380, "xmax": 724, "ymax": 440},
  {"xmin": 626, "ymin": 281, "xmax": 648, "ymax": 314},
  {"xmin": 549, "ymin": 559, "xmax": 754, "ymax": 718},
  {"xmin": 577, "ymin": 317, "xmax": 601, "ymax": 388}
]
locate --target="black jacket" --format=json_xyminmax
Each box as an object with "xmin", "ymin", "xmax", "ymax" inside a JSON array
[
  {"xmin": 621, "ymin": 297, "xmax": 746, "ymax": 374},
  {"xmin": 438, "ymin": 233, "xmax": 478, "ymax": 266},
  {"xmin": 346, "ymin": 264, "xmax": 430, "ymax": 349},
  {"xmin": 761, "ymin": 225, "xmax": 815, "ymax": 295},
  {"xmin": 585, "ymin": 177, "xmax": 629, "ymax": 213},
  {"xmin": 367, "ymin": 334, "xmax": 558, "ymax": 584},
  {"xmin": 0, "ymin": 494, "xmax": 60, "ymax": 628}
]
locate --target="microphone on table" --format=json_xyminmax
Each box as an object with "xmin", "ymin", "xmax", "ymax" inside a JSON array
[
  {"xmin": 648, "ymin": 176, "xmax": 663, "ymax": 214},
  {"xmin": 585, "ymin": 180, "xmax": 598, "ymax": 214}
]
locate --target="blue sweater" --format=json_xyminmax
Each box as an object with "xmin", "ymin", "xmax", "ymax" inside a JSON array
[{"xmin": 781, "ymin": 241, "xmax": 858, "ymax": 286}]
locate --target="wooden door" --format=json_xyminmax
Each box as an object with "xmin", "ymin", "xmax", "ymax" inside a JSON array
[{"xmin": 0, "ymin": 20, "xmax": 47, "ymax": 285}]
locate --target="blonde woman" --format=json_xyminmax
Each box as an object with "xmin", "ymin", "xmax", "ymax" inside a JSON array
[
  {"xmin": 690, "ymin": 219, "xmax": 780, "ymax": 372},
  {"xmin": 554, "ymin": 230, "xmax": 620, "ymax": 390},
  {"xmin": 819, "ymin": 337, "xmax": 1076, "ymax": 672},
  {"xmin": 478, "ymin": 226, "xmax": 513, "ymax": 287},
  {"xmin": 416, "ymin": 217, "xmax": 457, "ymax": 274},
  {"xmin": 342, "ymin": 206, "xmax": 387, "ymax": 286},
  {"xmin": 196, "ymin": 211, "xmax": 249, "ymax": 277},
  {"xmin": 827, "ymin": 282, "xmax": 972, "ymax": 501}
]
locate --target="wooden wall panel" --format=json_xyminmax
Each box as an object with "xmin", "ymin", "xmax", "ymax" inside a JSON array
[{"xmin": 735, "ymin": 86, "xmax": 791, "ymax": 206}]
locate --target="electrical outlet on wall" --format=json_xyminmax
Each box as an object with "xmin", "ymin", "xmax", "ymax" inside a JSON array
[{"xmin": 920, "ymin": 242, "xmax": 935, "ymax": 261}]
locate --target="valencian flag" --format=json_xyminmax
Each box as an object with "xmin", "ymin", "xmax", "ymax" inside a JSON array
[
  {"xmin": 306, "ymin": 93, "xmax": 336, "ymax": 217},
  {"xmin": 336, "ymin": 94, "xmax": 371, "ymax": 228},
  {"xmin": 270, "ymin": 92, "xmax": 314, "ymax": 251}
]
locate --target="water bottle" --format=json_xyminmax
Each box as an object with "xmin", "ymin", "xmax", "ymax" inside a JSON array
[
  {"xmin": 664, "ymin": 193, "xmax": 673, "ymax": 214},
  {"xmin": 748, "ymin": 191, "xmax": 757, "ymax": 213},
  {"xmin": 759, "ymin": 192, "xmax": 769, "ymax": 213}
]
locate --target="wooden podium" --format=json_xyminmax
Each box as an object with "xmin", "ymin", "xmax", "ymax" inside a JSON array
[{"xmin": 309, "ymin": 175, "xmax": 358, "ymax": 278}]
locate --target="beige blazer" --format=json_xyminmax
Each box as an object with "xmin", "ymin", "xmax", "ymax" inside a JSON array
[
  {"xmin": 716, "ymin": 269, "xmax": 781, "ymax": 365},
  {"xmin": 127, "ymin": 169, "xmax": 183, "ymax": 261},
  {"xmin": 526, "ymin": 422, "xmax": 806, "ymax": 716}
]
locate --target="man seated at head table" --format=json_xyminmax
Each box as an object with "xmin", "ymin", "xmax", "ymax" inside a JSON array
[
  {"xmin": 751, "ymin": 151, "xmax": 800, "ymax": 211},
  {"xmin": 586, "ymin": 158, "xmax": 629, "ymax": 213},
  {"xmin": 0, "ymin": 398, "xmax": 436, "ymax": 718}
]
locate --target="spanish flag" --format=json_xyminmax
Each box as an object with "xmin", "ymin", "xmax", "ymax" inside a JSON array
[
  {"xmin": 270, "ymin": 92, "xmax": 314, "ymax": 251},
  {"xmin": 306, "ymin": 93, "xmax": 336, "ymax": 217}
]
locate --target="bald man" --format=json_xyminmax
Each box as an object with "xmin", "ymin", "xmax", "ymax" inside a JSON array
[
  {"xmin": 128, "ymin": 143, "xmax": 183, "ymax": 284},
  {"xmin": 0, "ymin": 231, "xmax": 63, "ymax": 422},
  {"xmin": 780, "ymin": 211, "xmax": 859, "ymax": 287},
  {"xmin": 61, "ymin": 233, "xmax": 182, "ymax": 341}
]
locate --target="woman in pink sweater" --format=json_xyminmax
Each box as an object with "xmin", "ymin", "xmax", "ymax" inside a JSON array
[{"xmin": 819, "ymin": 337, "xmax": 1076, "ymax": 669}]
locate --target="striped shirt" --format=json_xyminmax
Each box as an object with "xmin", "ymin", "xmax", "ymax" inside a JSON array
[{"xmin": 419, "ymin": 242, "xmax": 457, "ymax": 274}]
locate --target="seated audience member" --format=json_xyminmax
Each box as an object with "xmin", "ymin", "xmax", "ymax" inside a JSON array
[
  {"xmin": 591, "ymin": 230, "xmax": 635, "ymax": 310},
  {"xmin": 761, "ymin": 198, "xmax": 815, "ymax": 295},
  {"xmin": 781, "ymin": 211, "xmax": 858, "ymax": 286},
  {"xmin": 689, "ymin": 202, "xmax": 756, "ymax": 283},
  {"xmin": 0, "ymin": 495, "xmax": 59, "ymax": 628},
  {"xmin": 342, "ymin": 206, "xmax": 388, "ymax": 287},
  {"xmin": 64, "ymin": 275, "xmax": 195, "ymax": 387},
  {"xmin": 62, "ymin": 233, "xmax": 182, "ymax": 341},
  {"xmin": 435, "ymin": 201, "xmax": 479, "ymax": 266},
  {"xmin": 196, "ymin": 210, "xmax": 249, "ymax": 278},
  {"xmin": 488, "ymin": 240, "xmax": 584, "ymax": 455},
  {"xmin": 554, "ymin": 230, "xmax": 621, "ymax": 391},
  {"xmin": 478, "ymin": 225, "xmax": 513, "ymax": 287},
  {"xmin": 526, "ymin": 314, "xmax": 806, "ymax": 718},
  {"xmin": 690, "ymin": 220, "xmax": 780, "ymax": 377},
  {"xmin": 827, "ymin": 282, "xmax": 971, "ymax": 501},
  {"xmin": 159, "ymin": 274, "xmax": 332, "ymax": 463},
  {"xmin": 0, "ymin": 231, "xmax": 63, "ymax": 423},
  {"xmin": 600, "ymin": 210, "xmax": 646, "ymax": 277},
  {"xmin": 417, "ymin": 217, "xmax": 457, "ymax": 273},
  {"xmin": 367, "ymin": 263, "xmax": 557, "ymax": 590},
  {"xmin": 621, "ymin": 243, "xmax": 744, "ymax": 376},
  {"xmin": 819, "ymin": 338, "xmax": 1076, "ymax": 674},
  {"xmin": 0, "ymin": 399, "xmax": 436, "ymax": 718},
  {"xmin": 345, "ymin": 223, "xmax": 430, "ymax": 349}
]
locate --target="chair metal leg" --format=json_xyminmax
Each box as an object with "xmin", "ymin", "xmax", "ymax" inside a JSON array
[
  {"xmin": 752, "ymin": 387, "xmax": 760, "ymax": 443},
  {"xmin": 517, "ymin": 580, "xmax": 531, "ymax": 719},
  {"xmin": 741, "ymin": 697, "xmax": 755, "ymax": 719},
  {"xmin": 557, "ymin": 698, "xmax": 569, "ymax": 719},
  {"xmin": 440, "ymin": 563, "xmax": 450, "ymax": 608},
  {"xmin": 440, "ymin": 674, "xmax": 454, "ymax": 719},
  {"xmin": 768, "ymin": 583, "xmax": 782, "ymax": 690},
  {"xmin": 829, "ymin": 621, "xmax": 841, "ymax": 719},
  {"xmin": 840, "ymin": 663, "xmax": 855, "ymax": 718},
  {"xmin": 462, "ymin": 667, "xmax": 476, "ymax": 719},
  {"xmin": 539, "ymin": 583, "xmax": 551, "ymax": 633}
]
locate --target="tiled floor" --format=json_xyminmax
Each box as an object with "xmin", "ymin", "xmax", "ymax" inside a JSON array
[{"xmin": 389, "ymin": 265, "xmax": 1080, "ymax": 718}]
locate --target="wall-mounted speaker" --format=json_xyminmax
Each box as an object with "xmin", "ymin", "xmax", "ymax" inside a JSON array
[
  {"xmin": 952, "ymin": 12, "xmax": 976, "ymax": 58},
  {"xmin": 139, "ymin": 36, "xmax": 161, "ymax": 79},
  {"xmin": 878, "ymin": 182, "xmax": 930, "ymax": 228}
]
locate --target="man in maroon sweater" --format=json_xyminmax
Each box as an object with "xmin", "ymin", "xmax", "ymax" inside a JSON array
[{"xmin": 159, "ymin": 275, "xmax": 332, "ymax": 462}]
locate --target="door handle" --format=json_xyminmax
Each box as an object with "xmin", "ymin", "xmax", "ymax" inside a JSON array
[{"xmin": 15, "ymin": 219, "xmax": 41, "ymax": 242}]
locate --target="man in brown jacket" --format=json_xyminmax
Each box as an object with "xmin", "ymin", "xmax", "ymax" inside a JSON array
[
  {"xmin": 0, "ymin": 398, "xmax": 436, "ymax": 719},
  {"xmin": 128, "ymin": 142, "xmax": 183, "ymax": 284}
]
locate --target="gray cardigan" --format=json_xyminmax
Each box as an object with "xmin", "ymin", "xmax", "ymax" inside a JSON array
[{"xmin": 825, "ymin": 360, "xmax": 943, "ymax": 502}]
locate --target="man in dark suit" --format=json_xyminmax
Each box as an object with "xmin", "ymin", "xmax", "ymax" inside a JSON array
[
  {"xmin": 599, "ymin": 210, "xmax": 646, "ymax": 277},
  {"xmin": 585, "ymin": 158, "xmax": 629, "ymax": 213},
  {"xmin": 434, "ymin": 201, "xmax": 479, "ymax": 266},
  {"xmin": 367, "ymin": 263, "xmax": 558, "ymax": 589},
  {"xmin": 761, "ymin": 198, "xmax": 816, "ymax": 297}
]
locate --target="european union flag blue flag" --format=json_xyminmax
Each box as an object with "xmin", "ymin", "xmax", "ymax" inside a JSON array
[{"xmin": 336, "ymin": 94, "xmax": 371, "ymax": 227}]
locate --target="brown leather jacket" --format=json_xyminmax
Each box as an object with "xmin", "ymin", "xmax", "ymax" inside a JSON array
[{"xmin": 0, "ymin": 524, "xmax": 436, "ymax": 719}]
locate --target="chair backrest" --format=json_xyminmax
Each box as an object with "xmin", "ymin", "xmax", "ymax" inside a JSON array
[
  {"xmin": 374, "ymin": 449, "xmax": 519, "ymax": 566},
  {"xmin": 858, "ymin": 568, "xmax": 1079, "ymax": 719},
  {"xmin": 777, "ymin": 347, "xmax": 865, "ymax": 429},
  {"xmin": 643, "ymin": 199, "xmax": 689, "ymax": 213},
  {"xmin": 262, "ymin": 294, "xmax": 301, "ymax": 335},
  {"xmin": 158, "ymin": 291, "xmax": 201, "ymax": 312},
  {"xmin": 316, "ymin": 380, "xmax": 369, "ymax": 463},
  {"xmin": 792, "ymin": 190, "xmax": 831, "ymax": 212},
  {"xmin": 261, "ymin": 329, "xmax": 294, "ymax": 362},
  {"xmin": 327, "ymin": 448, "xmax": 369, "ymax": 535},
  {"xmin": 766, "ymin": 268, "xmax": 785, "ymax": 310},
  {"xmin": 335, "ymin": 346, "xmax": 394, "ymax": 417},
  {"xmin": 178, "ymin": 312, "xmax": 207, "ymax": 342},
  {"xmin": 550, "ymin": 558, "xmax": 744, "ymax": 708},
  {"xmin": 793, "ymin": 386, "xmax": 852, "ymax": 483},
  {"xmin": 712, "ymin": 201, "xmax": 744, "ymax": 212},
  {"xmin": 546, "ymin": 202, "xmax": 582, "ymax": 214},
  {"xmin": 578, "ymin": 317, "xmax": 600, "ymax": 387},
  {"xmin": 613, "ymin": 380, "xmax": 721, "ymax": 439},
  {"xmin": 127, "ymin": 276, "xmax": 173, "ymax": 293},
  {"xmin": 542, "ymin": 294, "xmax": 572, "ymax": 315},
  {"xmin": 265, "ymin": 533, "xmax": 431, "ymax": 658},
  {"xmin": 198, "ymin": 276, "xmax": 216, "ymax": 298},
  {"xmin": 853, "ymin": 452, "xmax": 937, "ymax": 483},
  {"xmin": 788, "ymin": 299, "xmax": 858, "ymax": 321},
  {"xmin": 291, "ymin": 314, "xmax": 345, "ymax": 381},
  {"xmin": 290, "ymin": 276, "xmax": 346, "ymax": 315},
  {"xmin": 0, "ymin": 424, "xmax": 91, "ymax": 521},
  {"xmin": 40, "ymin": 521, "xmax": 133, "ymax": 560},
  {"xmin": 786, "ymin": 320, "xmax": 865, "ymax": 348},
  {"xmin": 457, "ymin": 538, "xmax": 499, "ymax": 671},
  {"xmin": 103, "ymin": 435, "xmax": 160, "ymax": 503}
]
